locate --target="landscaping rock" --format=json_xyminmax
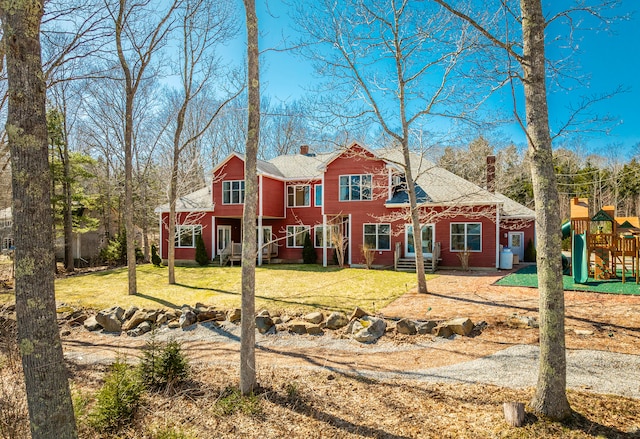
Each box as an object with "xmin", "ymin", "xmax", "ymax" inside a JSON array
[
  {"xmin": 257, "ymin": 309, "xmax": 270, "ymax": 317},
  {"xmin": 350, "ymin": 306, "xmax": 370, "ymax": 320},
  {"xmin": 197, "ymin": 309, "xmax": 226, "ymax": 322},
  {"xmin": 179, "ymin": 310, "xmax": 197, "ymax": 328},
  {"xmin": 83, "ymin": 316, "xmax": 101, "ymax": 332},
  {"xmin": 228, "ymin": 308, "xmax": 241, "ymax": 323},
  {"xmin": 122, "ymin": 309, "xmax": 148, "ymax": 331},
  {"xmin": 256, "ymin": 315, "xmax": 275, "ymax": 334},
  {"xmin": 325, "ymin": 312, "xmax": 349, "ymax": 330},
  {"xmin": 506, "ymin": 314, "xmax": 538, "ymax": 329},
  {"xmin": 416, "ymin": 320, "xmax": 437, "ymax": 335},
  {"xmin": 303, "ymin": 311, "xmax": 324, "ymax": 324},
  {"xmin": 443, "ymin": 317, "xmax": 474, "ymax": 336},
  {"xmin": 575, "ymin": 329, "xmax": 594, "ymax": 336},
  {"xmin": 156, "ymin": 313, "xmax": 169, "ymax": 325},
  {"xmin": 434, "ymin": 325, "xmax": 454, "ymax": 338},
  {"xmin": 306, "ymin": 324, "xmax": 324, "ymax": 335},
  {"xmin": 95, "ymin": 306, "xmax": 125, "ymax": 332},
  {"xmin": 287, "ymin": 321, "xmax": 308, "ymax": 334},
  {"xmin": 65, "ymin": 310, "xmax": 88, "ymax": 326},
  {"xmin": 350, "ymin": 316, "xmax": 386, "ymax": 343},
  {"xmin": 123, "ymin": 306, "xmax": 139, "ymax": 321},
  {"xmin": 396, "ymin": 318, "xmax": 417, "ymax": 335},
  {"xmin": 168, "ymin": 320, "xmax": 181, "ymax": 329}
]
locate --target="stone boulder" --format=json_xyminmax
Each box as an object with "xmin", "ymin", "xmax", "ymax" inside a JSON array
[
  {"xmin": 350, "ymin": 306, "xmax": 370, "ymax": 320},
  {"xmin": 287, "ymin": 320, "xmax": 308, "ymax": 334},
  {"xmin": 123, "ymin": 305, "xmax": 139, "ymax": 321},
  {"xmin": 255, "ymin": 315, "xmax": 275, "ymax": 334},
  {"xmin": 127, "ymin": 321, "xmax": 152, "ymax": 337},
  {"xmin": 396, "ymin": 318, "xmax": 417, "ymax": 335},
  {"xmin": 179, "ymin": 310, "xmax": 198, "ymax": 328},
  {"xmin": 349, "ymin": 315, "xmax": 386, "ymax": 343},
  {"xmin": 506, "ymin": 314, "xmax": 538, "ymax": 329},
  {"xmin": 443, "ymin": 317, "xmax": 474, "ymax": 336},
  {"xmin": 122, "ymin": 309, "xmax": 149, "ymax": 331},
  {"xmin": 325, "ymin": 312, "xmax": 349, "ymax": 330},
  {"xmin": 416, "ymin": 320, "xmax": 437, "ymax": 335},
  {"xmin": 228, "ymin": 308, "xmax": 241, "ymax": 323},
  {"xmin": 197, "ymin": 309, "xmax": 226, "ymax": 322},
  {"xmin": 434, "ymin": 325, "xmax": 454, "ymax": 338},
  {"xmin": 83, "ymin": 315, "xmax": 101, "ymax": 332},
  {"xmin": 95, "ymin": 306, "xmax": 125, "ymax": 332},
  {"xmin": 303, "ymin": 311, "xmax": 324, "ymax": 324},
  {"xmin": 306, "ymin": 324, "xmax": 324, "ymax": 335}
]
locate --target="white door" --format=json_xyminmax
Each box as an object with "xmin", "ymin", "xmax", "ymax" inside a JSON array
[
  {"xmin": 405, "ymin": 224, "xmax": 434, "ymax": 257},
  {"xmin": 508, "ymin": 232, "xmax": 525, "ymax": 260},
  {"xmin": 217, "ymin": 225, "xmax": 231, "ymax": 255}
]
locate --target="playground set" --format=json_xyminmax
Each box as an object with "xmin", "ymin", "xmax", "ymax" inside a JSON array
[{"xmin": 565, "ymin": 198, "xmax": 640, "ymax": 284}]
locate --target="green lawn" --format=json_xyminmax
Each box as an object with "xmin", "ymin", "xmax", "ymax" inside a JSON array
[
  {"xmin": 495, "ymin": 264, "xmax": 640, "ymax": 295},
  {"xmin": 1, "ymin": 264, "xmax": 424, "ymax": 314}
]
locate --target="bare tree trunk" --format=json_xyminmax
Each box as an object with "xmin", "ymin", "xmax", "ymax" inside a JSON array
[
  {"xmin": 62, "ymin": 110, "xmax": 74, "ymax": 271},
  {"xmin": 1, "ymin": 1, "xmax": 78, "ymax": 436},
  {"xmin": 124, "ymin": 92, "xmax": 138, "ymax": 294},
  {"xmin": 168, "ymin": 104, "xmax": 186, "ymax": 285},
  {"xmin": 240, "ymin": 0, "xmax": 259, "ymax": 395},
  {"xmin": 521, "ymin": 0, "xmax": 571, "ymax": 420}
]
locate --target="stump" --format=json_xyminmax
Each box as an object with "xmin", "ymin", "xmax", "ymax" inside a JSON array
[{"xmin": 503, "ymin": 402, "xmax": 525, "ymax": 427}]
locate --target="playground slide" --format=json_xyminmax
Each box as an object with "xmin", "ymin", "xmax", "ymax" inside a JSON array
[
  {"xmin": 572, "ymin": 231, "xmax": 589, "ymax": 283},
  {"xmin": 561, "ymin": 221, "xmax": 572, "ymax": 240}
]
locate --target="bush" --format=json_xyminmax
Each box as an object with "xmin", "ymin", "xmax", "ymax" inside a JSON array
[
  {"xmin": 139, "ymin": 335, "xmax": 189, "ymax": 394},
  {"xmin": 361, "ymin": 243, "xmax": 375, "ymax": 269},
  {"xmin": 524, "ymin": 238, "xmax": 537, "ymax": 262},
  {"xmin": 302, "ymin": 232, "xmax": 317, "ymax": 264},
  {"xmin": 90, "ymin": 359, "xmax": 145, "ymax": 432},
  {"xmin": 151, "ymin": 244, "xmax": 162, "ymax": 266},
  {"xmin": 194, "ymin": 234, "xmax": 209, "ymax": 266},
  {"xmin": 214, "ymin": 386, "xmax": 262, "ymax": 416}
]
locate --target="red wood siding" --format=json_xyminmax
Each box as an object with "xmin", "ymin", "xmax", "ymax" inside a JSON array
[
  {"xmin": 212, "ymin": 155, "xmax": 246, "ymax": 218},
  {"xmin": 161, "ymin": 211, "xmax": 214, "ymax": 260},
  {"xmin": 261, "ymin": 176, "xmax": 285, "ymax": 218}
]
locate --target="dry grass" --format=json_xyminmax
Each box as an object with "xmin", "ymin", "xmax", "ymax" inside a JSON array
[
  {"xmin": 67, "ymin": 362, "xmax": 640, "ymax": 439},
  {"xmin": 0, "ymin": 264, "xmax": 422, "ymax": 314}
]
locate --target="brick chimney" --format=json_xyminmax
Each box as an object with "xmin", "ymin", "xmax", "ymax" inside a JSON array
[
  {"xmin": 300, "ymin": 145, "xmax": 309, "ymax": 156},
  {"xmin": 486, "ymin": 155, "xmax": 496, "ymax": 193}
]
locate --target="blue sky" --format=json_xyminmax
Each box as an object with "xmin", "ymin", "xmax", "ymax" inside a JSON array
[{"xmin": 224, "ymin": 0, "xmax": 639, "ymax": 159}]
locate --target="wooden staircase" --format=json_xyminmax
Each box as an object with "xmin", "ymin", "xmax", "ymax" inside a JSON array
[{"xmin": 395, "ymin": 257, "xmax": 438, "ymax": 273}]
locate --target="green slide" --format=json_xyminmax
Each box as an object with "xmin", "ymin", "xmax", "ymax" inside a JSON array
[
  {"xmin": 561, "ymin": 221, "xmax": 572, "ymax": 239},
  {"xmin": 572, "ymin": 231, "xmax": 589, "ymax": 283}
]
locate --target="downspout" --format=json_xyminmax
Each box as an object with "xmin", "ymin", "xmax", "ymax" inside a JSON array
[{"xmin": 495, "ymin": 204, "xmax": 500, "ymax": 269}]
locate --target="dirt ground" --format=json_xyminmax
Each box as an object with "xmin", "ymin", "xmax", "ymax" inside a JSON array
[{"xmin": 59, "ymin": 267, "xmax": 640, "ymax": 375}]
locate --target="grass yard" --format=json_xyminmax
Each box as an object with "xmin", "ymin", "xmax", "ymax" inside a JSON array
[{"xmin": 0, "ymin": 264, "xmax": 423, "ymax": 314}]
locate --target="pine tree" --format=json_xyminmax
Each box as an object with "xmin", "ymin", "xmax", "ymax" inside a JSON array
[
  {"xmin": 302, "ymin": 232, "xmax": 317, "ymax": 264},
  {"xmin": 195, "ymin": 234, "xmax": 209, "ymax": 266}
]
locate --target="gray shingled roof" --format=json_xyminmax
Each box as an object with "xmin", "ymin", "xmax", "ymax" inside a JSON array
[
  {"xmin": 377, "ymin": 148, "xmax": 503, "ymax": 205},
  {"xmin": 267, "ymin": 152, "xmax": 333, "ymax": 179},
  {"xmin": 492, "ymin": 192, "xmax": 535, "ymax": 218},
  {"xmin": 154, "ymin": 187, "xmax": 214, "ymax": 213}
]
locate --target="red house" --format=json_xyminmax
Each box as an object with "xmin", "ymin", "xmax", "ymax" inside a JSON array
[{"xmin": 156, "ymin": 142, "xmax": 535, "ymax": 270}]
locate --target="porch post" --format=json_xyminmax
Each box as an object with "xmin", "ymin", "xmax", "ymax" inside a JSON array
[
  {"xmin": 158, "ymin": 214, "xmax": 164, "ymax": 260},
  {"xmin": 257, "ymin": 216, "xmax": 263, "ymax": 266},
  {"xmin": 348, "ymin": 213, "xmax": 352, "ymax": 265},
  {"xmin": 322, "ymin": 214, "xmax": 327, "ymax": 267},
  {"xmin": 495, "ymin": 203, "xmax": 501, "ymax": 269},
  {"xmin": 212, "ymin": 216, "xmax": 216, "ymax": 258}
]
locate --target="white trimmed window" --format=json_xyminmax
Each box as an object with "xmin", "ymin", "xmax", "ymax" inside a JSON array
[
  {"xmin": 287, "ymin": 185, "xmax": 311, "ymax": 207},
  {"xmin": 363, "ymin": 223, "xmax": 391, "ymax": 251},
  {"xmin": 339, "ymin": 174, "xmax": 372, "ymax": 201},
  {"xmin": 286, "ymin": 225, "xmax": 310, "ymax": 248},
  {"xmin": 222, "ymin": 180, "xmax": 245, "ymax": 204},
  {"xmin": 176, "ymin": 225, "xmax": 202, "ymax": 248},
  {"xmin": 314, "ymin": 224, "xmax": 338, "ymax": 248},
  {"xmin": 314, "ymin": 184, "xmax": 322, "ymax": 207},
  {"xmin": 450, "ymin": 223, "xmax": 482, "ymax": 251},
  {"xmin": 2, "ymin": 237, "xmax": 13, "ymax": 250}
]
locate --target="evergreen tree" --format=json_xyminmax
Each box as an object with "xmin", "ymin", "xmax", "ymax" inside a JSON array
[
  {"xmin": 195, "ymin": 234, "xmax": 209, "ymax": 266},
  {"xmin": 302, "ymin": 232, "xmax": 317, "ymax": 264}
]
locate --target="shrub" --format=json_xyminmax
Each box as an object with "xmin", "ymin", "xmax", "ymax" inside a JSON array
[
  {"xmin": 151, "ymin": 244, "xmax": 162, "ymax": 266},
  {"xmin": 361, "ymin": 243, "xmax": 375, "ymax": 269},
  {"xmin": 90, "ymin": 359, "xmax": 144, "ymax": 432},
  {"xmin": 302, "ymin": 232, "xmax": 317, "ymax": 264},
  {"xmin": 524, "ymin": 238, "xmax": 537, "ymax": 262},
  {"xmin": 194, "ymin": 234, "xmax": 209, "ymax": 266},
  {"xmin": 139, "ymin": 335, "xmax": 189, "ymax": 394}
]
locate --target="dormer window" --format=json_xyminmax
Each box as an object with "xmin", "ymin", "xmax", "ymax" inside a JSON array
[{"xmin": 392, "ymin": 173, "xmax": 407, "ymax": 196}]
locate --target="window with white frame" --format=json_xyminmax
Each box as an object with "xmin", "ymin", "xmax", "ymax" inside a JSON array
[
  {"xmin": 1, "ymin": 219, "xmax": 12, "ymax": 228},
  {"xmin": 450, "ymin": 223, "xmax": 482, "ymax": 251},
  {"xmin": 222, "ymin": 180, "xmax": 245, "ymax": 204},
  {"xmin": 363, "ymin": 223, "xmax": 391, "ymax": 251},
  {"xmin": 287, "ymin": 185, "xmax": 311, "ymax": 207},
  {"xmin": 2, "ymin": 237, "xmax": 13, "ymax": 250},
  {"xmin": 175, "ymin": 224, "xmax": 202, "ymax": 248},
  {"xmin": 314, "ymin": 224, "xmax": 338, "ymax": 248},
  {"xmin": 286, "ymin": 225, "xmax": 310, "ymax": 248},
  {"xmin": 339, "ymin": 174, "xmax": 372, "ymax": 201},
  {"xmin": 314, "ymin": 184, "xmax": 322, "ymax": 207}
]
